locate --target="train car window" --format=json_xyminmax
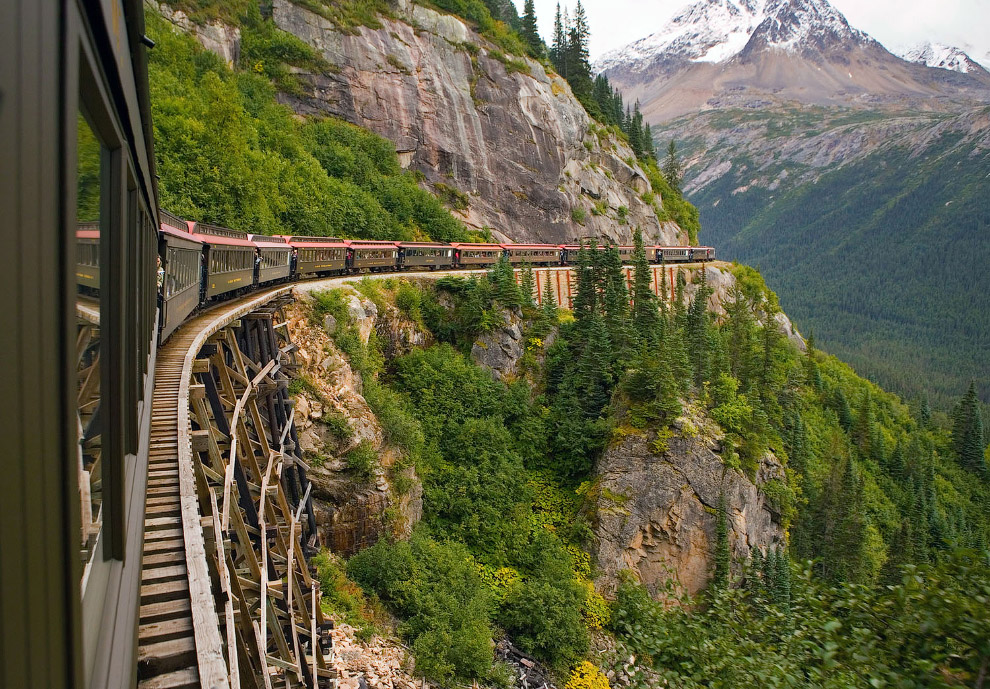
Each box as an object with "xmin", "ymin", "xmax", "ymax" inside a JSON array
[{"xmin": 75, "ymin": 110, "xmax": 104, "ymax": 570}]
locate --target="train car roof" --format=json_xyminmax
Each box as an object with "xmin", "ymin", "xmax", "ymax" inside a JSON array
[
  {"xmin": 398, "ymin": 242, "xmax": 453, "ymax": 248},
  {"xmin": 160, "ymin": 221, "xmax": 204, "ymax": 244},
  {"xmin": 249, "ymin": 234, "xmax": 291, "ymax": 248},
  {"xmin": 277, "ymin": 235, "xmax": 348, "ymax": 248},
  {"xmin": 190, "ymin": 230, "xmax": 255, "ymax": 248},
  {"xmin": 346, "ymin": 240, "xmax": 399, "ymax": 248},
  {"xmin": 76, "ymin": 223, "xmax": 100, "ymax": 240},
  {"xmin": 501, "ymin": 244, "xmax": 563, "ymax": 250},
  {"xmin": 451, "ymin": 242, "xmax": 504, "ymax": 250}
]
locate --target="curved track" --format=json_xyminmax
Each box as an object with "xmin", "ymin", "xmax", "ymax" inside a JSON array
[{"xmin": 139, "ymin": 287, "xmax": 291, "ymax": 689}]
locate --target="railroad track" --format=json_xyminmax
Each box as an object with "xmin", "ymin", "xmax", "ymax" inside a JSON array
[{"xmin": 137, "ymin": 288, "xmax": 290, "ymax": 689}]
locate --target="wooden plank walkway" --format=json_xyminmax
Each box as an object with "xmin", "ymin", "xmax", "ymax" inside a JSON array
[
  {"xmin": 138, "ymin": 323, "xmax": 201, "ymax": 689},
  {"xmin": 137, "ymin": 287, "xmax": 292, "ymax": 689}
]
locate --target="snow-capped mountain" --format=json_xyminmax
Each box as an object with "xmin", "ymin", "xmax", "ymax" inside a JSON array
[
  {"xmin": 596, "ymin": 0, "xmax": 990, "ymax": 122},
  {"xmin": 896, "ymin": 42, "xmax": 989, "ymax": 76},
  {"xmin": 595, "ymin": 0, "xmax": 875, "ymax": 73}
]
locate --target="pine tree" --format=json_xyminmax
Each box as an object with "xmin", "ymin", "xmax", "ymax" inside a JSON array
[
  {"xmin": 630, "ymin": 227, "xmax": 660, "ymax": 346},
  {"xmin": 758, "ymin": 292, "xmax": 784, "ymax": 414},
  {"xmin": 853, "ymin": 391, "xmax": 876, "ymax": 459},
  {"xmin": 725, "ymin": 286, "xmax": 757, "ymax": 388},
  {"xmin": 952, "ymin": 382, "xmax": 986, "ymax": 475},
  {"xmin": 774, "ymin": 547, "xmax": 791, "ymax": 610},
  {"xmin": 573, "ymin": 241, "xmax": 596, "ymax": 326},
  {"xmin": 712, "ymin": 492, "xmax": 731, "ymax": 590},
  {"xmin": 662, "ymin": 140, "xmax": 683, "ymax": 191},
  {"xmin": 550, "ymin": 3, "xmax": 565, "ymax": 74},
  {"xmin": 520, "ymin": 262, "xmax": 535, "ymax": 309},
  {"xmin": 687, "ymin": 268, "xmax": 713, "ymax": 388},
  {"xmin": 541, "ymin": 277, "xmax": 558, "ymax": 326},
  {"xmin": 747, "ymin": 548, "xmax": 764, "ymax": 597},
  {"xmin": 919, "ymin": 394, "xmax": 932, "ymax": 428},
  {"xmin": 762, "ymin": 547, "xmax": 779, "ymax": 597},
  {"xmin": 833, "ymin": 387, "xmax": 853, "ymax": 430},
  {"xmin": 578, "ymin": 310, "xmax": 613, "ymax": 418},
  {"xmin": 602, "ymin": 246, "xmax": 633, "ymax": 360},
  {"xmin": 520, "ymin": 0, "xmax": 542, "ymax": 56},
  {"xmin": 804, "ymin": 330, "xmax": 824, "ymax": 391},
  {"xmin": 491, "ymin": 254, "xmax": 522, "ymax": 308}
]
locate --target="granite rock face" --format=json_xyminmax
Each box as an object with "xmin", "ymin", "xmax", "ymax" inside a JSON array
[
  {"xmin": 470, "ymin": 307, "xmax": 525, "ymax": 381},
  {"xmin": 156, "ymin": 2, "xmax": 241, "ymax": 66},
  {"xmin": 287, "ymin": 294, "xmax": 424, "ymax": 556},
  {"xmin": 593, "ymin": 405, "xmax": 785, "ymax": 598},
  {"xmin": 270, "ymin": 0, "xmax": 683, "ymax": 245}
]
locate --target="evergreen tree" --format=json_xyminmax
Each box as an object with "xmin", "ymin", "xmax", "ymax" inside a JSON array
[
  {"xmin": 578, "ymin": 310, "xmax": 613, "ymax": 418},
  {"xmin": 687, "ymin": 268, "xmax": 713, "ymax": 388},
  {"xmin": 630, "ymin": 227, "xmax": 660, "ymax": 346},
  {"xmin": 725, "ymin": 286, "xmax": 757, "ymax": 388},
  {"xmin": 572, "ymin": 241, "xmax": 596, "ymax": 326},
  {"xmin": 833, "ymin": 387, "xmax": 853, "ymax": 430},
  {"xmin": 919, "ymin": 394, "xmax": 932, "ymax": 428},
  {"xmin": 712, "ymin": 492, "xmax": 731, "ymax": 590},
  {"xmin": 662, "ymin": 140, "xmax": 683, "ymax": 191},
  {"xmin": 804, "ymin": 331, "xmax": 824, "ymax": 392},
  {"xmin": 674, "ymin": 269, "xmax": 687, "ymax": 324},
  {"xmin": 541, "ymin": 277, "xmax": 558, "ymax": 326},
  {"xmin": 747, "ymin": 548, "xmax": 764, "ymax": 597},
  {"xmin": 520, "ymin": 262, "xmax": 535, "ymax": 309},
  {"xmin": 491, "ymin": 254, "xmax": 522, "ymax": 308},
  {"xmin": 602, "ymin": 246, "xmax": 633, "ymax": 360},
  {"xmin": 550, "ymin": 3, "xmax": 565, "ymax": 74},
  {"xmin": 774, "ymin": 547, "xmax": 791, "ymax": 611},
  {"xmin": 762, "ymin": 547, "xmax": 779, "ymax": 597},
  {"xmin": 520, "ymin": 0, "xmax": 543, "ymax": 56},
  {"xmin": 758, "ymin": 292, "xmax": 785, "ymax": 415},
  {"xmin": 853, "ymin": 391, "xmax": 876, "ymax": 459},
  {"xmin": 952, "ymin": 382, "xmax": 986, "ymax": 475}
]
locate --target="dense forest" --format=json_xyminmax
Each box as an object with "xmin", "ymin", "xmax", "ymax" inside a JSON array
[
  {"xmin": 670, "ymin": 107, "xmax": 990, "ymax": 418},
  {"xmin": 303, "ymin": 235, "xmax": 989, "ymax": 688}
]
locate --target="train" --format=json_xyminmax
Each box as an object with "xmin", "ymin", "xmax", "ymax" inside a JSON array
[{"xmin": 149, "ymin": 209, "xmax": 715, "ymax": 341}]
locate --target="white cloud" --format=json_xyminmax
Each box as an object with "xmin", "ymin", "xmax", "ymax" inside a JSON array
[{"xmin": 530, "ymin": 0, "xmax": 990, "ymax": 68}]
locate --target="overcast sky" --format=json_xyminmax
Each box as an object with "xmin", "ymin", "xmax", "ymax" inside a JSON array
[{"xmin": 529, "ymin": 0, "xmax": 990, "ymax": 67}]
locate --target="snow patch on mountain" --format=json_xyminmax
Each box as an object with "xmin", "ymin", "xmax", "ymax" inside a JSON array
[
  {"xmin": 595, "ymin": 0, "xmax": 872, "ymax": 73},
  {"xmin": 896, "ymin": 41, "xmax": 987, "ymax": 75}
]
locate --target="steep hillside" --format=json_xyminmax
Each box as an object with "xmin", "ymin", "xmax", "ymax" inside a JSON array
[
  {"xmin": 268, "ymin": 0, "xmax": 678, "ymax": 244},
  {"xmin": 653, "ymin": 104, "xmax": 990, "ymax": 410}
]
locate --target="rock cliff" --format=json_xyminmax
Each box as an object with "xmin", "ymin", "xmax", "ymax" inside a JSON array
[
  {"xmin": 593, "ymin": 403, "xmax": 786, "ymax": 598},
  {"xmin": 269, "ymin": 0, "xmax": 681, "ymax": 245},
  {"xmin": 287, "ymin": 289, "xmax": 425, "ymax": 556}
]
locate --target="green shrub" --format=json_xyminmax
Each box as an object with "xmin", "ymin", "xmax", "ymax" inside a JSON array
[
  {"xmin": 499, "ymin": 567, "xmax": 590, "ymax": 671},
  {"xmin": 313, "ymin": 550, "xmax": 383, "ymax": 640},
  {"xmin": 347, "ymin": 533, "xmax": 496, "ymax": 686},
  {"xmin": 395, "ymin": 282, "xmax": 424, "ymax": 324},
  {"xmin": 572, "ymin": 206, "xmax": 587, "ymax": 223},
  {"xmin": 344, "ymin": 440, "xmax": 379, "ymax": 480},
  {"xmin": 363, "ymin": 378, "xmax": 425, "ymax": 462}
]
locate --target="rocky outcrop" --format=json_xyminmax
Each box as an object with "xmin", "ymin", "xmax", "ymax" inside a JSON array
[
  {"xmin": 269, "ymin": 0, "xmax": 682, "ymax": 245},
  {"xmin": 470, "ymin": 307, "xmax": 524, "ymax": 381},
  {"xmin": 155, "ymin": 3, "xmax": 241, "ymax": 66},
  {"xmin": 593, "ymin": 405, "xmax": 785, "ymax": 598},
  {"xmin": 287, "ymin": 292, "xmax": 425, "ymax": 556}
]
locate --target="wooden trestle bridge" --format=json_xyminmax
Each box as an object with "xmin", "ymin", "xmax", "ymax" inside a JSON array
[{"xmin": 138, "ymin": 287, "xmax": 330, "ymax": 689}]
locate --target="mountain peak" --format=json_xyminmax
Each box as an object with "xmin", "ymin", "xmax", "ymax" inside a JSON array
[
  {"xmin": 895, "ymin": 41, "xmax": 989, "ymax": 76},
  {"xmin": 594, "ymin": 0, "xmax": 874, "ymax": 73}
]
